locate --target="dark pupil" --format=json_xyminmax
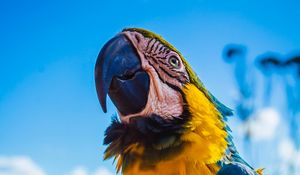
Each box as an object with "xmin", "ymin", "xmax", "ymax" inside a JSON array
[{"xmin": 171, "ymin": 58, "xmax": 178, "ymax": 65}]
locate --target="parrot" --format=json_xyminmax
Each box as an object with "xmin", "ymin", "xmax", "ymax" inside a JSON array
[{"xmin": 94, "ymin": 28, "xmax": 264, "ymax": 175}]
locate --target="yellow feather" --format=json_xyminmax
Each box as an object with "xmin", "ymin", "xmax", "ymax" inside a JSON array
[
  {"xmin": 256, "ymin": 168, "xmax": 265, "ymax": 175},
  {"xmin": 182, "ymin": 83, "xmax": 228, "ymax": 164}
]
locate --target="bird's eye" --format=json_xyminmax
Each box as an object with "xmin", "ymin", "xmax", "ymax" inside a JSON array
[{"xmin": 169, "ymin": 56, "xmax": 180, "ymax": 68}]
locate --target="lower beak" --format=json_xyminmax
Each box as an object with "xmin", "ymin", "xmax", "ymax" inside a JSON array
[{"xmin": 95, "ymin": 33, "xmax": 150, "ymax": 116}]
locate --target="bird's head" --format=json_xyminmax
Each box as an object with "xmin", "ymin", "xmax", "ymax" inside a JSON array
[
  {"xmin": 95, "ymin": 28, "xmax": 233, "ymax": 173},
  {"xmin": 95, "ymin": 28, "xmax": 223, "ymax": 123}
]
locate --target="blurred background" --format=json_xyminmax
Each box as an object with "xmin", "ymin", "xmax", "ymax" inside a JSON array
[{"xmin": 1, "ymin": 0, "xmax": 300, "ymax": 174}]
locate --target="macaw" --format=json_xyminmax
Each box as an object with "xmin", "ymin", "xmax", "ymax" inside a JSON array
[{"xmin": 95, "ymin": 28, "xmax": 263, "ymax": 175}]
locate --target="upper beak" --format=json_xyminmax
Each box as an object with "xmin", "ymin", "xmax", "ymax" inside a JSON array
[{"xmin": 95, "ymin": 33, "xmax": 150, "ymax": 116}]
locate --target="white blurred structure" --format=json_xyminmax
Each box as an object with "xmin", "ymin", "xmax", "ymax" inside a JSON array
[
  {"xmin": 69, "ymin": 166, "xmax": 113, "ymax": 175},
  {"xmin": 247, "ymin": 108, "xmax": 280, "ymax": 141},
  {"xmin": 0, "ymin": 156, "xmax": 114, "ymax": 175},
  {"xmin": 0, "ymin": 156, "xmax": 46, "ymax": 175}
]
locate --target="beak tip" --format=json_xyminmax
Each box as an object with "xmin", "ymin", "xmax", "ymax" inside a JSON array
[
  {"xmin": 102, "ymin": 107, "xmax": 108, "ymax": 113},
  {"xmin": 101, "ymin": 102, "xmax": 108, "ymax": 113},
  {"xmin": 98, "ymin": 88, "xmax": 108, "ymax": 113},
  {"xmin": 95, "ymin": 77, "xmax": 108, "ymax": 113}
]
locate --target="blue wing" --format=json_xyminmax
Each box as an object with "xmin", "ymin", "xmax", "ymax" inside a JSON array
[{"xmin": 217, "ymin": 163, "xmax": 259, "ymax": 175}]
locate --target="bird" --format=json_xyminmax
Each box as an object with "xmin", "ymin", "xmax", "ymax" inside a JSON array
[{"xmin": 95, "ymin": 28, "xmax": 263, "ymax": 175}]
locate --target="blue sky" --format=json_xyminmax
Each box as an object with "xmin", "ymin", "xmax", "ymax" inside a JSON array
[{"xmin": 1, "ymin": 0, "xmax": 300, "ymax": 174}]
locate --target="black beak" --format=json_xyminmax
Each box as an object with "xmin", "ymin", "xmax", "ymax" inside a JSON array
[{"xmin": 95, "ymin": 33, "xmax": 150, "ymax": 116}]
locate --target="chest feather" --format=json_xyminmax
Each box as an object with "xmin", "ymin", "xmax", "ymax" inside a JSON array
[{"xmin": 123, "ymin": 157, "xmax": 220, "ymax": 175}]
